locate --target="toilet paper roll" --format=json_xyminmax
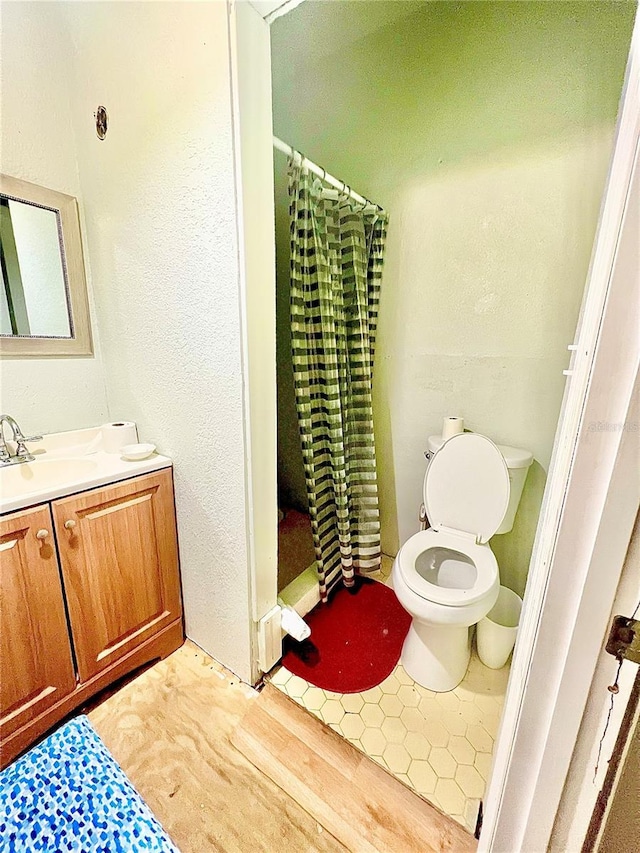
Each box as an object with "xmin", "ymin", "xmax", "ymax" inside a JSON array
[
  {"xmin": 101, "ymin": 421, "xmax": 138, "ymax": 453},
  {"xmin": 442, "ymin": 416, "xmax": 464, "ymax": 441}
]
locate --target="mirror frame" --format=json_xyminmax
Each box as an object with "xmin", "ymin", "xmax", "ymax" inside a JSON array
[{"xmin": 0, "ymin": 174, "xmax": 93, "ymax": 357}]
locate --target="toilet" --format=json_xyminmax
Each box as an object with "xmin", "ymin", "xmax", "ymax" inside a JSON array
[{"xmin": 392, "ymin": 432, "xmax": 532, "ymax": 692}]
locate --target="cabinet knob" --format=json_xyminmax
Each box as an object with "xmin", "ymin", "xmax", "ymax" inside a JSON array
[
  {"xmin": 36, "ymin": 529, "xmax": 49, "ymax": 540},
  {"xmin": 64, "ymin": 520, "xmax": 77, "ymax": 530}
]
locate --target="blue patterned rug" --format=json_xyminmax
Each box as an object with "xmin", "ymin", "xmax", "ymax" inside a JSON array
[{"xmin": 0, "ymin": 716, "xmax": 179, "ymax": 852}]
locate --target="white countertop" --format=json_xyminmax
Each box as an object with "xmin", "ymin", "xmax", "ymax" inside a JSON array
[{"xmin": 0, "ymin": 426, "xmax": 172, "ymax": 514}]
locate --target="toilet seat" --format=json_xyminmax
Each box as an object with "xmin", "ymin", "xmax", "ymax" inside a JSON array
[
  {"xmin": 424, "ymin": 432, "xmax": 510, "ymax": 543},
  {"xmin": 396, "ymin": 433, "xmax": 507, "ymax": 609},
  {"xmin": 397, "ymin": 528, "xmax": 498, "ymax": 607}
]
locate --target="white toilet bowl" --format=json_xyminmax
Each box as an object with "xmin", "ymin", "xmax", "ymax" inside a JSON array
[
  {"xmin": 392, "ymin": 432, "xmax": 511, "ymax": 692},
  {"xmin": 393, "ymin": 530, "xmax": 499, "ymax": 691}
]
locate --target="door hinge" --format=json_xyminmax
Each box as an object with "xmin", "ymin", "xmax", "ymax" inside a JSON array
[{"xmin": 605, "ymin": 615, "xmax": 640, "ymax": 664}]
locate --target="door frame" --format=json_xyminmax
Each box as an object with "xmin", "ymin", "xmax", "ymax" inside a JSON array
[
  {"xmin": 584, "ymin": 667, "xmax": 640, "ymax": 851},
  {"xmin": 229, "ymin": 1, "xmax": 640, "ymax": 847}
]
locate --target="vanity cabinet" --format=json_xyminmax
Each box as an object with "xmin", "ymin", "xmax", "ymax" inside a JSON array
[
  {"xmin": 0, "ymin": 505, "xmax": 77, "ymax": 741},
  {"xmin": 53, "ymin": 471, "xmax": 181, "ymax": 683},
  {"xmin": 0, "ymin": 468, "xmax": 183, "ymax": 768}
]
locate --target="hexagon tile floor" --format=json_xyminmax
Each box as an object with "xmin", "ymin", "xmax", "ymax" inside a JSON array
[{"xmin": 269, "ymin": 564, "xmax": 510, "ymax": 832}]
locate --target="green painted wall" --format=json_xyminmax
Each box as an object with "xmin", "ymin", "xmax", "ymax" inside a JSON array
[{"xmin": 271, "ymin": 1, "xmax": 635, "ymax": 594}]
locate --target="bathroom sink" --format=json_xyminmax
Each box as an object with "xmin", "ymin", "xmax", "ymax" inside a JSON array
[
  {"xmin": 0, "ymin": 426, "xmax": 172, "ymax": 514},
  {"xmin": 0, "ymin": 458, "xmax": 99, "ymax": 499}
]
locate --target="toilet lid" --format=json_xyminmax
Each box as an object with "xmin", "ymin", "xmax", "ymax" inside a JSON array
[{"xmin": 424, "ymin": 433, "xmax": 509, "ymax": 543}]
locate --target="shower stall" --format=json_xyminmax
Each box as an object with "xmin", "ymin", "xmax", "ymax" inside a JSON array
[{"xmin": 274, "ymin": 138, "xmax": 387, "ymax": 601}]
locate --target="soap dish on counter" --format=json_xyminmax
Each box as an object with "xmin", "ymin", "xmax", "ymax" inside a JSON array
[{"xmin": 121, "ymin": 442, "xmax": 156, "ymax": 461}]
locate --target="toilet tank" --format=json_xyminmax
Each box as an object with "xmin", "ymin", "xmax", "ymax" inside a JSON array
[
  {"xmin": 426, "ymin": 435, "xmax": 533, "ymax": 535},
  {"xmin": 493, "ymin": 444, "xmax": 533, "ymax": 533}
]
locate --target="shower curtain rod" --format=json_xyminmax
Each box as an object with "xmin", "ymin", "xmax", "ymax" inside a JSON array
[{"xmin": 273, "ymin": 136, "xmax": 381, "ymax": 211}]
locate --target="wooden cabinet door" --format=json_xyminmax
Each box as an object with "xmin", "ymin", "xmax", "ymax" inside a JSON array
[
  {"xmin": 53, "ymin": 469, "xmax": 181, "ymax": 682},
  {"xmin": 0, "ymin": 505, "xmax": 76, "ymax": 743}
]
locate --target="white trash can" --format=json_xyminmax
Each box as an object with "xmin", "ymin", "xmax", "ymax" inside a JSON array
[{"xmin": 477, "ymin": 586, "xmax": 523, "ymax": 669}]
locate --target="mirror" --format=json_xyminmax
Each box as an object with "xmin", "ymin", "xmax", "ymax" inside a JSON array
[
  {"xmin": 1, "ymin": 198, "xmax": 71, "ymax": 337},
  {"xmin": 0, "ymin": 174, "xmax": 93, "ymax": 356}
]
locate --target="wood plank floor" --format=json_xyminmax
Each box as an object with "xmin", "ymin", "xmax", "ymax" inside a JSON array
[
  {"xmin": 233, "ymin": 684, "xmax": 476, "ymax": 853},
  {"xmin": 88, "ymin": 640, "xmax": 476, "ymax": 852}
]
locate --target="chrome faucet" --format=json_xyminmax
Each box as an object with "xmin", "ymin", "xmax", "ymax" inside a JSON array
[{"xmin": 0, "ymin": 415, "xmax": 42, "ymax": 465}]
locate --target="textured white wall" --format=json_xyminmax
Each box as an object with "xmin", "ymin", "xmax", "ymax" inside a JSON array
[
  {"xmin": 63, "ymin": 1, "xmax": 252, "ymax": 680},
  {"xmin": 272, "ymin": 1, "xmax": 634, "ymax": 595},
  {"xmin": 0, "ymin": 2, "xmax": 108, "ymax": 433}
]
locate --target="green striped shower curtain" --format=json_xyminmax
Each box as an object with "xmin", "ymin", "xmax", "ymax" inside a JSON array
[{"xmin": 288, "ymin": 161, "xmax": 389, "ymax": 602}]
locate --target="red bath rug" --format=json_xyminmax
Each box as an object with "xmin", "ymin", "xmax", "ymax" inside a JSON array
[{"xmin": 281, "ymin": 577, "xmax": 411, "ymax": 693}]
